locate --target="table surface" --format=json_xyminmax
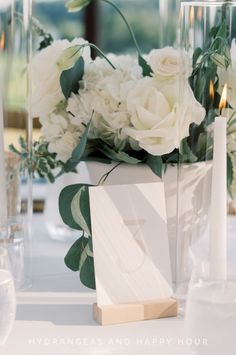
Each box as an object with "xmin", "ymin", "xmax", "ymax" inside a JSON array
[{"xmin": 2, "ymin": 213, "xmax": 236, "ymax": 355}]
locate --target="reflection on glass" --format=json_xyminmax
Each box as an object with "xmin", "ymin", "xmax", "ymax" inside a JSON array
[
  {"xmin": 0, "ymin": 247, "xmax": 16, "ymax": 345},
  {"xmin": 185, "ymin": 263, "xmax": 236, "ymax": 355}
]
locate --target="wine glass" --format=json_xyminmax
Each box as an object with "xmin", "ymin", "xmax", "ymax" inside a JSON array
[
  {"xmin": 0, "ymin": 247, "xmax": 16, "ymax": 345},
  {"xmin": 185, "ymin": 262, "xmax": 236, "ymax": 355}
]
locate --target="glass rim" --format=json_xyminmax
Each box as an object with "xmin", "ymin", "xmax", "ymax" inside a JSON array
[
  {"xmin": 181, "ymin": 1, "xmax": 236, "ymax": 8},
  {"xmin": 191, "ymin": 261, "xmax": 236, "ymax": 280}
]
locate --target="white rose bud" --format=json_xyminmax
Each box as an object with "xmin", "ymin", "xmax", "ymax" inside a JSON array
[{"xmin": 148, "ymin": 47, "xmax": 182, "ymax": 81}]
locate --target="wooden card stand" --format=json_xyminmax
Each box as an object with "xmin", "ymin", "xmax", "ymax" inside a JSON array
[{"xmin": 93, "ymin": 298, "xmax": 178, "ymax": 326}]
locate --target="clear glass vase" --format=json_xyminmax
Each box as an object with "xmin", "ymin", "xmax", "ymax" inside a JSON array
[
  {"xmin": 176, "ymin": 1, "xmax": 236, "ymax": 306},
  {"xmin": 185, "ymin": 262, "xmax": 236, "ymax": 355},
  {"xmin": 158, "ymin": 0, "xmax": 181, "ymax": 47},
  {"xmin": 0, "ymin": 0, "xmax": 33, "ymax": 289}
]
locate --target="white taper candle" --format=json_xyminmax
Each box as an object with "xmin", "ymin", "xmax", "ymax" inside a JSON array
[{"xmin": 209, "ymin": 115, "xmax": 227, "ymax": 280}]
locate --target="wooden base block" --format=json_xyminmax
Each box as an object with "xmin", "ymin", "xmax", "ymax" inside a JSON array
[{"xmin": 93, "ymin": 298, "xmax": 178, "ymax": 326}]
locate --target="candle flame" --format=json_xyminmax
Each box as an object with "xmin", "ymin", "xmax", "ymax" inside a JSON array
[
  {"xmin": 219, "ymin": 84, "xmax": 227, "ymax": 113},
  {"xmin": 0, "ymin": 32, "xmax": 5, "ymax": 50},
  {"xmin": 190, "ymin": 6, "xmax": 194, "ymax": 26},
  {"xmin": 209, "ymin": 80, "xmax": 215, "ymax": 101},
  {"xmin": 197, "ymin": 7, "xmax": 202, "ymax": 21}
]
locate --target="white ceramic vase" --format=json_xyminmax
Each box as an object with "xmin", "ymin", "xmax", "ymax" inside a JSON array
[
  {"xmin": 44, "ymin": 160, "xmax": 212, "ymax": 289},
  {"xmin": 85, "ymin": 161, "xmax": 213, "ymax": 286}
]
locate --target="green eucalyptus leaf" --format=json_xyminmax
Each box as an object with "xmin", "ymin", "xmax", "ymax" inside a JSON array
[
  {"xmin": 164, "ymin": 152, "xmax": 179, "ymax": 164},
  {"xmin": 80, "ymin": 255, "xmax": 96, "ymax": 289},
  {"xmin": 47, "ymin": 172, "xmax": 55, "ymax": 183},
  {"xmin": 59, "ymin": 184, "xmax": 85, "ymax": 230},
  {"xmin": 193, "ymin": 47, "xmax": 203, "ymax": 66},
  {"xmin": 66, "ymin": 0, "xmax": 91, "ymax": 12},
  {"xmin": 71, "ymin": 185, "xmax": 91, "ymax": 236},
  {"xmin": 57, "ymin": 45, "xmax": 82, "ymax": 71},
  {"xmin": 79, "ymin": 186, "xmax": 92, "ymax": 234},
  {"xmin": 195, "ymin": 132, "xmax": 209, "ymax": 160},
  {"xmin": 138, "ymin": 55, "xmax": 153, "ymax": 77},
  {"xmin": 19, "ymin": 136, "xmax": 27, "ymax": 151},
  {"xmin": 83, "ymin": 155, "xmax": 112, "ymax": 164},
  {"xmin": 115, "ymin": 151, "xmax": 141, "ymax": 164},
  {"xmin": 206, "ymin": 109, "xmax": 216, "ymax": 126},
  {"xmin": 98, "ymin": 145, "xmax": 141, "ymax": 164},
  {"xmin": 211, "ymin": 53, "xmax": 228, "ymax": 69},
  {"xmin": 146, "ymin": 155, "xmax": 163, "ymax": 178},
  {"xmin": 180, "ymin": 139, "xmax": 198, "ymax": 163},
  {"xmin": 64, "ymin": 122, "xmax": 91, "ymax": 172},
  {"xmin": 64, "ymin": 236, "xmax": 88, "ymax": 271},
  {"xmin": 38, "ymin": 33, "xmax": 54, "ymax": 51},
  {"xmin": 195, "ymin": 75, "xmax": 206, "ymax": 102},
  {"xmin": 227, "ymin": 154, "xmax": 234, "ymax": 195},
  {"xmin": 9, "ymin": 144, "xmax": 21, "ymax": 155},
  {"xmin": 60, "ymin": 56, "xmax": 84, "ymax": 99},
  {"xmin": 216, "ymin": 20, "xmax": 227, "ymax": 39},
  {"xmin": 209, "ymin": 25, "xmax": 219, "ymax": 39},
  {"xmin": 228, "ymin": 116, "xmax": 236, "ymax": 128},
  {"xmin": 79, "ymin": 242, "xmax": 93, "ymax": 270},
  {"xmin": 38, "ymin": 158, "xmax": 50, "ymax": 174},
  {"xmin": 88, "ymin": 236, "xmax": 93, "ymax": 252}
]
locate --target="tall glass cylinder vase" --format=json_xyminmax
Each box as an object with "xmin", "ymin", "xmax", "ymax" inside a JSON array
[
  {"xmin": 0, "ymin": 0, "xmax": 32, "ymax": 290},
  {"xmin": 158, "ymin": 0, "xmax": 181, "ymax": 47},
  {"xmin": 176, "ymin": 1, "xmax": 236, "ymax": 303}
]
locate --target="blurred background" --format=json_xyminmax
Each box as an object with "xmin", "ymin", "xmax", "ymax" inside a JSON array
[
  {"xmin": 6, "ymin": 0, "xmax": 183, "ymax": 120},
  {"xmin": 33, "ymin": 0, "xmax": 181, "ymax": 54}
]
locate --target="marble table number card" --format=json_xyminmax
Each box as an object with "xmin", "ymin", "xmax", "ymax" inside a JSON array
[{"xmin": 89, "ymin": 182, "xmax": 177, "ymax": 325}]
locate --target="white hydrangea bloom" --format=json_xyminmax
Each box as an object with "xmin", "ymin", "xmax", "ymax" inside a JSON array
[
  {"xmin": 48, "ymin": 131, "xmax": 81, "ymax": 163},
  {"xmin": 67, "ymin": 55, "xmax": 141, "ymax": 150},
  {"xmin": 40, "ymin": 111, "xmax": 84, "ymax": 162}
]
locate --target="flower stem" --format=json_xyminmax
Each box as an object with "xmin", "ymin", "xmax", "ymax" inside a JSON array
[
  {"xmin": 80, "ymin": 43, "xmax": 116, "ymax": 69},
  {"xmin": 101, "ymin": 0, "xmax": 142, "ymax": 56},
  {"xmin": 58, "ymin": 43, "xmax": 116, "ymax": 70},
  {"xmin": 97, "ymin": 162, "xmax": 122, "ymax": 186}
]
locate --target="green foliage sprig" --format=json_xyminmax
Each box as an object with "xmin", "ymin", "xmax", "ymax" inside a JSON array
[
  {"xmin": 181, "ymin": 19, "xmax": 232, "ymax": 177},
  {"xmin": 14, "ymin": 12, "xmax": 53, "ymax": 50},
  {"xmin": 9, "ymin": 138, "xmax": 64, "ymax": 183}
]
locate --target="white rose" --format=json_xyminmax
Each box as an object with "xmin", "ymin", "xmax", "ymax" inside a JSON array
[
  {"xmin": 148, "ymin": 47, "xmax": 182, "ymax": 81},
  {"xmin": 124, "ymin": 77, "xmax": 205, "ymax": 156},
  {"xmin": 32, "ymin": 38, "xmax": 90, "ymax": 117}
]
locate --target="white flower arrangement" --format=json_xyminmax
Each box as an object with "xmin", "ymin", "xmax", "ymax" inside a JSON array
[
  {"xmin": 11, "ymin": 0, "xmax": 235, "ymax": 289},
  {"xmin": 31, "ymin": 42, "xmax": 205, "ymax": 170}
]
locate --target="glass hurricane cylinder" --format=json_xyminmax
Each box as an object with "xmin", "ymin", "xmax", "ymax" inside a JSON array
[
  {"xmin": 185, "ymin": 262, "xmax": 236, "ymax": 355},
  {"xmin": 158, "ymin": 0, "xmax": 181, "ymax": 47},
  {"xmin": 176, "ymin": 1, "xmax": 236, "ymax": 304},
  {"xmin": 0, "ymin": 0, "xmax": 33, "ymax": 289}
]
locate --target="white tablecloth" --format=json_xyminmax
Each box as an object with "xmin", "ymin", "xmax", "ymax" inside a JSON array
[{"xmin": 2, "ymin": 214, "xmax": 236, "ymax": 355}]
